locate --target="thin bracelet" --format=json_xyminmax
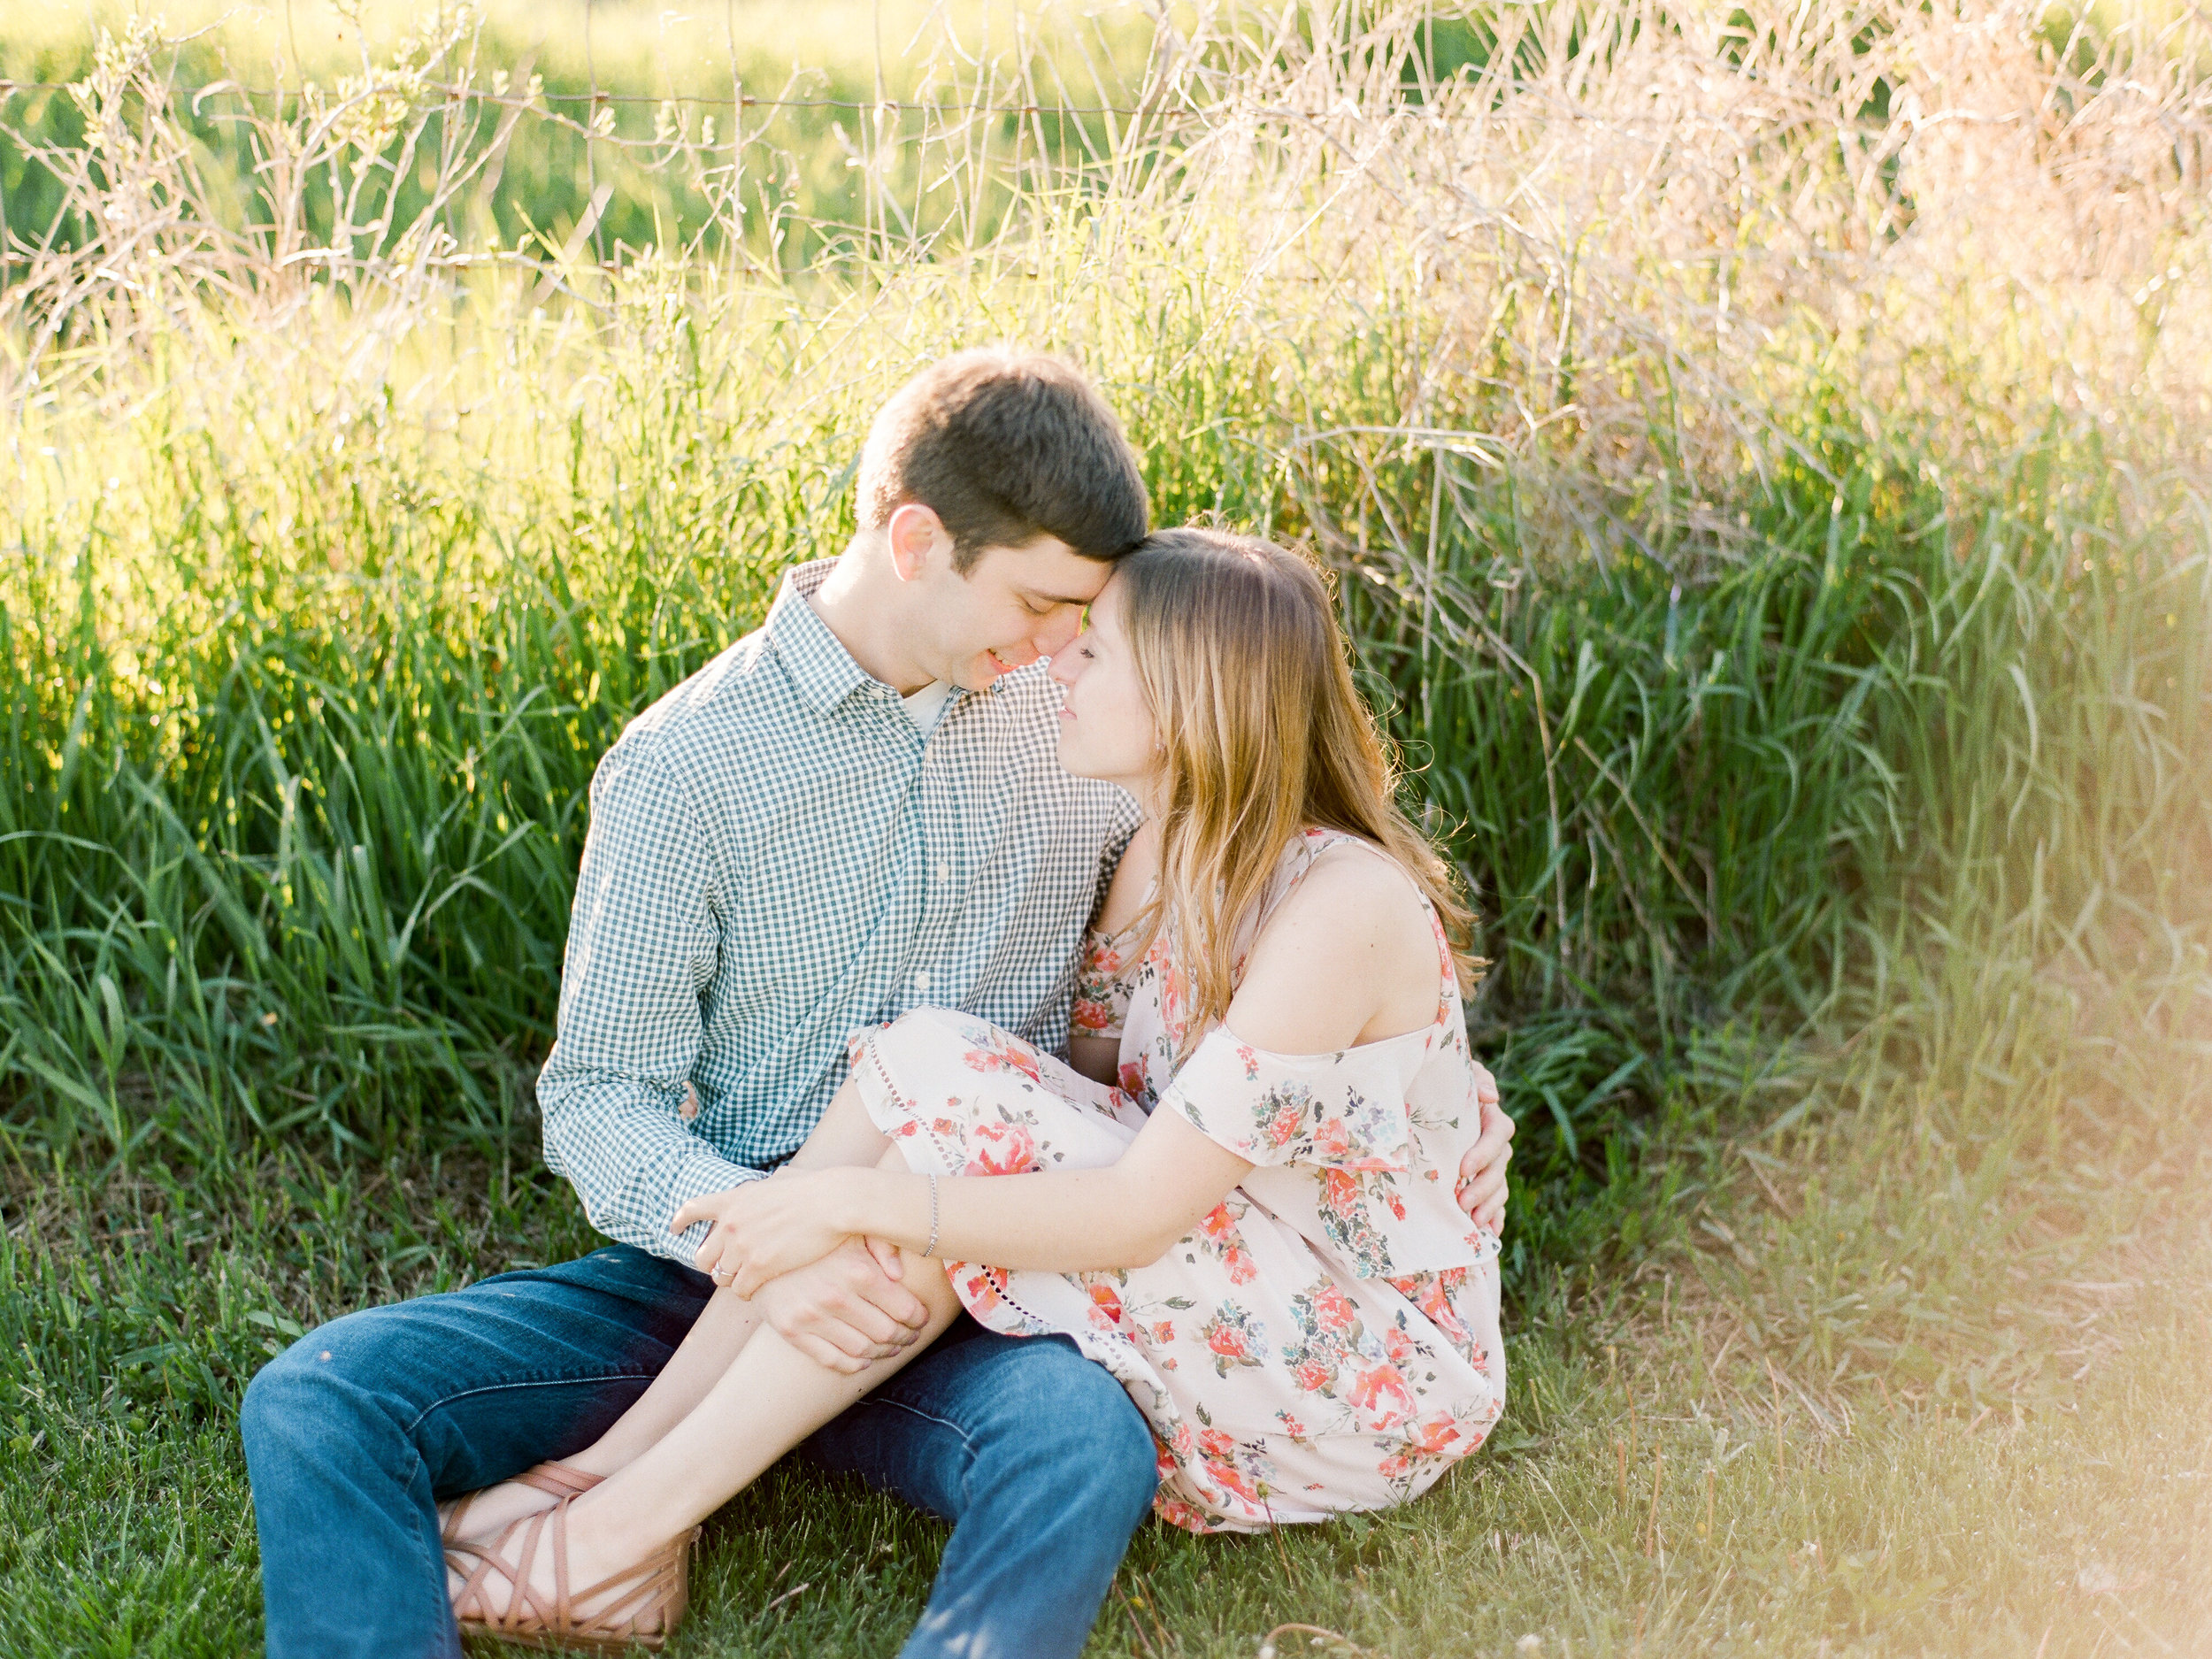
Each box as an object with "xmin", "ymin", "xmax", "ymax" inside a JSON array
[{"xmin": 923, "ymin": 1173, "xmax": 940, "ymax": 1258}]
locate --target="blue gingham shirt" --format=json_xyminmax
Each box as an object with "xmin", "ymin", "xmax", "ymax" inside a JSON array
[{"xmin": 538, "ymin": 558, "xmax": 1140, "ymax": 1263}]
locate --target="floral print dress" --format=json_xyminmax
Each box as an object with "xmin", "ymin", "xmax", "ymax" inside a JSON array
[{"xmin": 847, "ymin": 829, "xmax": 1505, "ymax": 1533}]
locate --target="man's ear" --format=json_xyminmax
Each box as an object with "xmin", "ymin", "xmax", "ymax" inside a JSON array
[{"xmin": 885, "ymin": 503, "xmax": 948, "ymax": 583}]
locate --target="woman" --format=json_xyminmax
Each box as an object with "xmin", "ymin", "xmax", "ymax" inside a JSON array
[{"xmin": 442, "ymin": 528, "xmax": 1508, "ymax": 1647}]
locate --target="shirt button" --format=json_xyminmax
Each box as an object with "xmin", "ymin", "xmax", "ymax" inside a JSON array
[
  {"xmin": 913, "ymin": 971, "xmax": 932, "ymax": 993},
  {"xmin": 933, "ymin": 863, "xmax": 949, "ymax": 880}
]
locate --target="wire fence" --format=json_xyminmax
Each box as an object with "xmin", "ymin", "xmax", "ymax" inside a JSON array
[
  {"xmin": 0, "ymin": 34, "xmax": 1215, "ymax": 297},
  {"xmin": 0, "ymin": 81, "xmax": 1156, "ymax": 117},
  {"xmin": 3, "ymin": 0, "xmax": 1508, "ymax": 319}
]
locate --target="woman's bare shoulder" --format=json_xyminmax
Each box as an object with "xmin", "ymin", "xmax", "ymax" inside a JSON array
[
  {"xmin": 1280, "ymin": 839, "xmax": 1432, "ymax": 952},
  {"xmin": 1230, "ymin": 839, "xmax": 1437, "ymax": 1049}
]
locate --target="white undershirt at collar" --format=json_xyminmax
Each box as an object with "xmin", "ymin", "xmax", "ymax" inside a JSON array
[{"xmin": 901, "ymin": 679, "xmax": 954, "ymax": 733}]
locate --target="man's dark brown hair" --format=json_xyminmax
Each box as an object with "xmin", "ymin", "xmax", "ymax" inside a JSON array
[{"xmin": 856, "ymin": 348, "xmax": 1149, "ymax": 572}]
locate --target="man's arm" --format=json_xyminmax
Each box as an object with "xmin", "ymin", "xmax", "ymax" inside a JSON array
[
  {"xmin": 538, "ymin": 735, "xmax": 933, "ymax": 1362},
  {"xmin": 1455, "ymin": 1063, "xmax": 1513, "ymax": 1233},
  {"xmin": 537, "ymin": 736, "xmax": 761, "ymax": 1263}
]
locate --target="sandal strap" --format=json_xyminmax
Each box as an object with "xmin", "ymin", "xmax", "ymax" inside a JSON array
[
  {"xmin": 448, "ymin": 1506, "xmax": 557, "ymax": 1632},
  {"xmin": 438, "ymin": 1492, "xmax": 476, "ymax": 1547},
  {"xmin": 445, "ymin": 1528, "xmax": 505, "ymax": 1624},
  {"xmin": 442, "ymin": 1461, "xmax": 602, "ymax": 1548},
  {"xmin": 447, "ymin": 1500, "xmax": 695, "ymax": 1640},
  {"xmin": 513, "ymin": 1459, "xmax": 605, "ymax": 1502},
  {"xmin": 562, "ymin": 1529, "xmax": 695, "ymax": 1634}
]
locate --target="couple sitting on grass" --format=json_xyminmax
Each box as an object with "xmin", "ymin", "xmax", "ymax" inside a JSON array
[{"xmin": 240, "ymin": 350, "xmax": 1517, "ymax": 1656}]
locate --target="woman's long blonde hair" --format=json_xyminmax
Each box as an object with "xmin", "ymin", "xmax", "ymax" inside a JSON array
[{"xmin": 1117, "ymin": 527, "xmax": 1483, "ymax": 1038}]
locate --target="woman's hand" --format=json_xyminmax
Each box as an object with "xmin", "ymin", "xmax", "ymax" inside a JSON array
[{"xmin": 672, "ymin": 1171, "xmax": 860, "ymax": 1298}]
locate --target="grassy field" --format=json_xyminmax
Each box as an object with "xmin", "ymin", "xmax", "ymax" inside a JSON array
[
  {"xmin": 4, "ymin": 957, "xmax": 2206, "ymax": 1655},
  {"xmin": 2, "ymin": 1, "xmax": 2210, "ymax": 1654}
]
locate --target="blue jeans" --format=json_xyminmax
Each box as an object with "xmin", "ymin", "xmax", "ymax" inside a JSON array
[{"xmin": 240, "ymin": 1243, "xmax": 1157, "ymax": 1659}]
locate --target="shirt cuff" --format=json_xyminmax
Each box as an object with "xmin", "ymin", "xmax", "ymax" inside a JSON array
[{"xmin": 659, "ymin": 1150, "xmax": 768, "ymax": 1267}]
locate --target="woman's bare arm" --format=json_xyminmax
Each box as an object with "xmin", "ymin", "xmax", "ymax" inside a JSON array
[
  {"xmin": 1225, "ymin": 841, "xmax": 1440, "ymax": 1051},
  {"xmin": 685, "ymin": 843, "xmax": 1446, "ymax": 1293},
  {"xmin": 682, "ymin": 1099, "xmax": 1252, "ymax": 1293},
  {"xmin": 841, "ymin": 1106, "xmax": 1251, "ymax": 1276}
]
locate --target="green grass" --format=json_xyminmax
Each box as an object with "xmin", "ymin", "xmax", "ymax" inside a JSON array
[
  {"xmin": 4, "ymin": 964, "xmax": 2206, "ymax": 1656},
  {"xmin": 3, "ymin": 2, "xmax": 2211, "ymax": 1654}
]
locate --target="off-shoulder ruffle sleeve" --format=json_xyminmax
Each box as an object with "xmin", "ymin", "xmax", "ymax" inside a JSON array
[
  {"xmin": 1161, "ymin": 1028, "xmax": 1413, "ymax": 1171},
  {"xmin": 1160, "ymin": 1026, "xmax": 1487, "ymax": 1279}
]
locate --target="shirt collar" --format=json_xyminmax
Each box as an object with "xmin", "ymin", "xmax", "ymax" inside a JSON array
[{"xmin": 766, "ymin": 559, "xmax": 875, "ymax": 715}]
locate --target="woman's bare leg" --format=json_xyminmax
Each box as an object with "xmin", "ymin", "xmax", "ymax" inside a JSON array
[
  {"xmin": 442, "ymin": 1080, "xmax": 894, "ymax": 1540},
  {"xmin": 454, "ymin": 1171, "xmax": 963, "ymax": 1617},
  {"xmin": 562, "ymin": 1080, "xmax": 894, "ymax": 1463},
  {"xmin": 566, "ymin": 1080, "xmax": 894, "ymax": 1461}
]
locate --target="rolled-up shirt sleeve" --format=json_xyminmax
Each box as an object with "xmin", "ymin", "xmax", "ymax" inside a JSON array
[{"xmin": 537, "ymin": 734, "xmax": 758, "ymax": 1265}]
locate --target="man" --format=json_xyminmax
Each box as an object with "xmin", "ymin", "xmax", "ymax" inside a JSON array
[{"xmin": 241, "ymin": 349, "xmax": 1514, "ymax": 1658}]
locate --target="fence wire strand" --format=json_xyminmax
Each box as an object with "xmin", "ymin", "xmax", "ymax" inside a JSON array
[{"xmin": 0, "ymin": 79, "xmax": 1155, "ymax": 117}]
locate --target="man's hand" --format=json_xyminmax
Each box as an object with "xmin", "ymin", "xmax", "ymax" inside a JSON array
[
  {"xmin": 747, "ymin": 1235, "xmax": 933, "ymax": 1375},
  {"xmin": 1455, "ymin": 1060, "xmax": 1513, "ymax": 1236}
]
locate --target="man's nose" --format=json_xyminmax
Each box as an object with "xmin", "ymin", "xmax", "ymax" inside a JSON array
[{"xmin": 1036, "ymin": 611, "xmax": 1084, "ymax": 658}]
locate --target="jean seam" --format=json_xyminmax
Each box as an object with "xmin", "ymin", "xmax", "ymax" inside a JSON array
[
  {"xmin": 864, "ymin": 1396, "xmax": 981, "ymax": 1512},
  {"xmin": 402, "ymin": 1370, "xmax": 664, "ymax": 1438},
  {"xmin": 401, "ymin": 1444, "xmax": 458, "ymax": 1655}
]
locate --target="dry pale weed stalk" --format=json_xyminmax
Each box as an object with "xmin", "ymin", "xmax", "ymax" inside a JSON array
[
  {"xmin": 4, "ymin": 1, "xmax": 2208, "ymax": 576},
  {"xmin": 1126, "ymin": 1, "xmax": 2212, "ymax": 567},
  {"xmin": 0, "ymin": 6, "xmax": 1125, "ymax": 557}
]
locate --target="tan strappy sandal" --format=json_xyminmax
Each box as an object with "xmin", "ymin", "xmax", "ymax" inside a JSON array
[
  {"xmin": 446, "ymin": 1497, "xmax": 697, "ymax": 1652},
  {"xmin": 442, "ymin": 1461, "xmax": 607, "ymax": 1547}
]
